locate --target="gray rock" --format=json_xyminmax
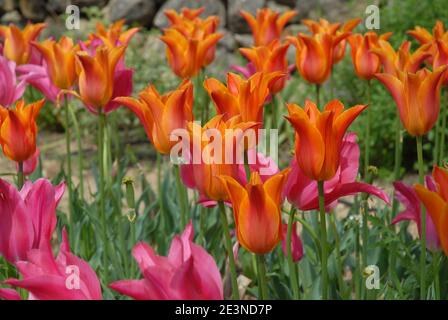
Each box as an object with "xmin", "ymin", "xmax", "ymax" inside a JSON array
[
  {"xmin": 267, "ymin": 1, "xmax": 299, "ymax": 24},
  {"xmin": 295, "ymin": 0, "xmax": 360, "ymax": 21},
  {"xmin": 1, "ymin": 10, "xmax": 23, "ymax": 25},
  {"xmin": 219, "ymin": 29, "xmax": 237, "ymax": 52},
  {"xmin": 0, "ymin": 0, "xmax": 17, "ymax": 12},
  {"xmin": 71, "ymin": 0, "xmax": 108, "ymax": 6},
  {"xmin": 233, "ymin": 33, "xmax": 252, "ymax": 48},
  {"xmin": 227, "ymin": 0, "xmax": 265, "ymax": 33},
  {"xmin": 46, "ymin": 0, "xmax": 70, "ymax": 14},
  {"xmin": 153, "ymin": 0, "xmax": 226, "ymax": 29},
  {"xmin": 105, "ymin": 0, "xmax": 157, "ymax": 26},
  {"xmin": 19, "ymin": 0, "xmax": 47, "ymax": 21},
  {"xmin": 274, "ymin": 0, "xmax": 298, "ymax": 7}
]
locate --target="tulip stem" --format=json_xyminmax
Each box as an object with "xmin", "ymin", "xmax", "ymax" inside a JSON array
[
  {"xmin": 439, "ymin": 93, "xmax": 446, "ymax": 165},
  {"xmin": 256, "ymin": 254, "xmax": 269, "ymax": 300},
  {"xmin": 286, "ymin": 207, "xmax": 300, "ymax": 299},
  {"xmin": 17, "ymin": 162, "xmax": 24, "ymax": 190},
  {"xmin": 218, "ymin": 201, "xmax": 239, "ymax": 300},
  {"xmin": 174, "ymin": 164, "xmax": 188, "ymax": 229},
  {"xmin": 316, "ymin": 84, "xmax": 321, "ymax": 107},
  {"xmin": 64, "ymin": 98, "xmax": 73, "ymax": 228},
  {"xmin": 244, "ymin": 150, "xmax": 251, "ymax": 182},
  {"xmin": 433, "ymin": 251, "xmax": 441, "ymax": 300},
  {"xmin": 98, "ymin": 111, "xmax": 109, "ymax": 282},
  {"xmin": 317, "ymin": 180, "xmax": 329, "ymax": 299},
  {"xmin": 364, "ymin": 80, "xmax": 371, "ymax": 179},
  {"xmin": 271, "ymin": 95, "xmax": 277, "ymax": 130},
  {"xmin": 389, "ymin": 115, "xmax": 403, "ymax": 283},
  {"xmin": 68, "ymin": 105, "xmax": 84, "ymax": 201},
  {"xmin": 416, "ymin": 135, "xmax": 426, "ymax": 300}
]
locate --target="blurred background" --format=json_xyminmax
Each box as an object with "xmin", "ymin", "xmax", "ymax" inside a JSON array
[{"xmin": 1, "ymin": 0, "xmax": 447, "ymax": 180}]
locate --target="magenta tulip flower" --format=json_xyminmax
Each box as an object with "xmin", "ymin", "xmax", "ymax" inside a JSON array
[
  {"xmin": 284, "ymin": 133, "xmax": 390, "ymax": 211},
  {"xmin": 17, "ymin": 63, "xmax": 60, "ymax": 102},
  {"xmin": 109, "ymin": 221, "xmax": 223, "ymax": 300},
  {"xmin": 392, "ymin": 179, "xmax": 440, "ymax": 251},
  {"xmin": 0, "ymin": 178, "xmax": 65, "ymax": 264},
  {"xmin": 281, "ymin": 222, "xmax": 304, "ymax": 262},
  {"xmin": 0, "ymin": 55, "xmax": 26, "ymax": 107},
  {"xmin": 0, "ymin": 228, "xmax": 102, "ymax": 300}
]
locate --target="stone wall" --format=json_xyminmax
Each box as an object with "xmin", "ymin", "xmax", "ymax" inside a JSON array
[{"xmin": 1, "ymin": 0, "xmax": 371, "ymax": 33}]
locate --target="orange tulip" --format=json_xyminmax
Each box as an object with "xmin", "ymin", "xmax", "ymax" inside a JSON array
[
  {"xmin": 285, "ymin": 100, "xmax": 366, "ymax": 181},
  {"xmin": 241, "ymin": 8, "xmax": 297, "ymax": 46},
  {"xmin": 239, "ymin": 40, "xmax": 290, "ymax": 94},
  {"xmin": 160, "ymin": 27, "xmax": 222, "ymax": 79},
  {"xmin": 114, "ymin": 80, "xmax": 194, "ymax": 155},
  {"xmin": 164, "ymin": 7, "xmax": 205, "ymax": 25},
  {"xmin": 160, "ymin": 7, "xmax": 222, "ymax": 79},
  {"xmin": 32, "ymin": 36, "xmax": 78, "ymax": 90},
  {"xmin": 0, "ymin": 99, "xmax": 44, "ymax": 162},
  {"xmin": 414, "ymin": 166, "xmax": 448, "ymax": 255},
  {"xmin": 375, "ymin": 66, "xmax": 447, "ymax": 136},
  {"xmin": 303, "ymin": 18, "xmax": 361, "ymax": 64},
  {"xmin": 185, "ymin": 115, "xmax": 258, "ymax": 202},
  {"xmin": 76, "ymin": 45, "xmax": 125, "ymax": 111},
  {"xmin": 220, "ymin": 169, "xmax": 290, "ymax": 254},
  {"xmin": 0, "ymin": 23, "xmax": 45, "ymax": 65},
  {"xmin": 347, "ymin": 32, "xmax": 393, "ymax": 80},
  {"xmin": 204, "ymin": 71, "xmax": 286, "ymax": 123},
  {"xmin": 407, "ymin": 20, "xmax": 448, "ymax": 46},
  {"xmin": 91, "ymin": 20, "xmax": 139, "ymax": 48},
  {"xmin": 288, "ymin": 32, "xmax": 348, "ymax": 84},
  {"xmin": 370, "ymin": 40, "xmax": 431, "ymax": 76}
]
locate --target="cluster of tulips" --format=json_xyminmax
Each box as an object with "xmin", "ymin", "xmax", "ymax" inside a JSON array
[{"xmin": 0, "ymin": 6, "xmax": 447, "ymax": 300}]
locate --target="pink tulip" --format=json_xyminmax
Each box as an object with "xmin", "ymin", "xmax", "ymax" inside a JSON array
[
  {"xmin": 281, "ymin": 222, "xmax": 304, "ymax": 262},
  {"xmin": 0, "ymin": 55, "xmax": 26, "ymax": 107},
  {"xmin": 109, "ymin": 221, "xmax": 223, "ymax": 300},
  {"xmin": 392, "ymin": 179, "xmax": 440, "ymax": 251},
  {"xmin": 0, "ymin": 178, "xmax": 65, "ymax": 263},
  {"xmin": 17, "ymin": 63, "xmax": 60, "ymax": 102},
  {"xmin": 15, "ymin": 148, "xmax": 40, "ymax": 176},
  {"xmin": 1, "ymin": 228, "xmax": 102, "ymax": 300},
  {"xmin": 284, "ymin": 133, "xmax": 390, "ymax": 211},
  {"xmin": 0, "ymin": 288, "xmax": 21, "ymax": 300}
]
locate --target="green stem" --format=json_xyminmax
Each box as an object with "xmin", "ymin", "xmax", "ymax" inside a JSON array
[
  {"xmin": 286, "ymin": 207, "xmax": 299, "ymax": 299},
  {"xmin": 433, "ymin": 251, "xmax": 440, "ymax": 300},
  {"xmin": 317, "ymin": 180, "xmax": 328, "ymax": 299},
  {"xmin": 64, "ymin": 98, "xmax": 73, "ymax": 226},
  {"xmin": 416, "ymin": 135, "xmax": 426, "ymax": 300},
  {"xmin": 218, "ymin": 201, "xmax": 239, "ymax": 300},
  {"xmin": 243, "ymin": 150, "xmax": 251, "ymax": 182},
  {"xmin": 256, "ymin": 254, "xmax": 269, "ymax": 300},
  {"xmin": 439, "ymin": 93, "xmax": 446, "ymax": 165},
  {"xmin": 271, "ymin": 95, "xmax": 277, "ymax": 130},
  {"xmin": 316, "ymin": 84, "xmax": 321, "ymax": 108},
  {"xmin": 17, "ymin": 162, "xmax": 24, "ymax": 190},
  {"xmin": 98, "ymin": 112, "xmax": 109, "ymax": 282},
  {"xmin": 354, "ymin": 196, "xmax": 361, "ymax": 299},
  {"xmin": 389, "ymin": 115, "xmax": 402, "ymax": 281},
  {"xmin": 364, "ymin": 80, "xmax": 371, "ymax": 179},
  {"xmin": 68, "ymin": 105, "xmax": 84, "ymax": 201},
  {"xmin": 174, "ymin": 164, "xmax": 188, "ymax": 229},
  {"xmin": 330, "ymin": 67, "xmax": 334, "ymax": 100},
  {"xmin": 330, "ymin": 213, "xmax": 345, "ymax": 298}
]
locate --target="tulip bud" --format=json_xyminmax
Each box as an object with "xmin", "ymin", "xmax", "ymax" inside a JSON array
[{"xmin": 122, "ymin": 176, "xmax": 136, "ymax": 222}]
